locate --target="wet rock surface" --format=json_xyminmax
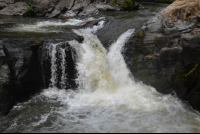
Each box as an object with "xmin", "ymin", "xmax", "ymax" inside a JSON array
[
  {"xmin": 0, "ymin": 38, "xmax": 77, "ymax": 115},
  {"xmin": 123, "ymin": 0, "xmax": 200, "ymax": 111},
  {"xmin": 0, "ymin": 0, "xmax": 139, "ymax": 17}
]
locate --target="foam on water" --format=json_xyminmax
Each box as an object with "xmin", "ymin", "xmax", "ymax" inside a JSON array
[
  {"xmin": 1, "ymin": 18, "xmax": 200, "ymax": 133},
  {"xmin": 8, "ymin": 17, "xmax": 103, "ymax": 33}
]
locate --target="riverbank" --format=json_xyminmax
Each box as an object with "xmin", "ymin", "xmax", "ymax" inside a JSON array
[{"xmin": 124, "ymin": 0, "xmax": 200, "ymax": 111}]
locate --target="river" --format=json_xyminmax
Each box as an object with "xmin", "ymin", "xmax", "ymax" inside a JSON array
[{"xmin": 0, "ymin": 3, "xmax": 200, "ymax": 133}]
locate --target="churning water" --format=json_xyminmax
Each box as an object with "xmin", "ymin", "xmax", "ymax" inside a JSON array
[
  {"xmin": 0, "ymin": 17, "xmax": 200, "ymax": 133},
  {"xmin": 0, "ymin": 3, "xmax": 200, "ymax": 133}
]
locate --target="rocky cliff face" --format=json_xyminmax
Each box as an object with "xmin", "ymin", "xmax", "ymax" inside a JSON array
[
  {"xmin": 0, "ymin": 39, "xmax": 77, "ymax": 115},
  {"xmin": 124, "ymin": 0, "xmax": 200, "ymax": 111},
  {"xmin": 0, "ymin": 0, "xmax": 139, "ymax": 18}
]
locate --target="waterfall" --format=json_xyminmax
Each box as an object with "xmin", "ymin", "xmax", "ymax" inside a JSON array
[
  {"xmin": 50, "ymin": 43, "xmax": 58, "ymax": 88},
  {"xmin": 1, "ymin": 18, "xmax": 200, "ymax": 133},
  {"xmin": 49, "ymin": 43, "xmax": 68, "ymax": 89},
  {"xmin": 60, "ymin": 48, "xmax": 67, "ymax": 89}
]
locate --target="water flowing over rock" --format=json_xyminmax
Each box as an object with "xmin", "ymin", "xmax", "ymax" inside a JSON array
[
  {"xmin": 0, "ymin": 38, "xmax": 77, "ymax": 115},
  {"xmin": 124, "ymin": 0, "xmax": 200, "ymax": 111}
]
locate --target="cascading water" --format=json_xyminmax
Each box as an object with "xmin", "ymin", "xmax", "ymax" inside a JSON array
[
  {"xmin": 60, "ymin": 47, "xmax": 67, "ymax": 89},
  {"xmin": 49, "ymin": 43, "xmax": 69, "ymax": 89},
  {"xmin": 0, "ymin": 13, "xmax": 200, "ymax": 133}
]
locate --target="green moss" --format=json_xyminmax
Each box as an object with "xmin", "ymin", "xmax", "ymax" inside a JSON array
[
  {"xmin": 173, "ymin": 62, "xmax": 200, "ymax": 84},
  {"xmin": 24, "ymin": 0, "xmax": 35, "ymax": 17},
  {"xmin": 120, "ymin": 0, "xmax": 134, "ymax": 11},
  {"xmin": 185, "ymin": 63, "xmax": 199, "ymax": 77},
  {"xmin": 135, "ymin": 31, "xmax": 145, "ymax": 38},
  {"xmin": 109, "ymin": 0, "xmax": 117, "ymax": 6},
  {"xmin": 174, "ymin": 64, "xmax": 187, "ymax": 84},
  {"xmin": 31, "ymin": 39, "xmax": 42, "ymax": 46}
]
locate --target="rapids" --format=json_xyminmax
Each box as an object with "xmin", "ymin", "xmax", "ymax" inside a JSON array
[{"xmin": 0, "ymin": 3, "xmax": 200, "ymax": 133}]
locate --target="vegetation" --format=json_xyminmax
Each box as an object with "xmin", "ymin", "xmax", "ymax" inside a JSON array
[
  {"xmin": 31, "ymin": 39, "xmax": 43, "ymax": 46},
  {"xmin": 120, "ymin": 0, "xmax": 134, "ymax": 11},
  {"xmin": 24, "ymin": 0, "xmax": 35, "ymax": 17},
  {"xmin": 135, "ymin": 31, "xmax": 145, "ymax": 38},
  {"xmin": 174, "ymin": 62, "xmax": 200, "ymax": 84},
  {"xmin": 110, "ymin": 0, "xmax": 117, "ymax": 6}
]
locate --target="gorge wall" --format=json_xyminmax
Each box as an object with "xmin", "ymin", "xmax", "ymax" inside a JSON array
[
  {"xmin": 123, "ymin": 0, "xmax": 200, "ymax": 111},
  {"xmin": 0, "ymin": 0, "xmax": 140, "ymax": 18}
]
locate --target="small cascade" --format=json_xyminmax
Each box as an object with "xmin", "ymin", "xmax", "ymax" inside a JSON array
[
  {"xmin": 59, "ymin": 47, "xmax": 67, "ymax": 89},
  {"xmin": 49, "ymin": 43, "xmax": 70, "ymax": 89},
  {"xmin": 1, "ymin": 16, "xmax": 200, "ymax": 133},
  {"xmin": 49, "ymin": 43, "xmax": 59, "ymax": 88}
]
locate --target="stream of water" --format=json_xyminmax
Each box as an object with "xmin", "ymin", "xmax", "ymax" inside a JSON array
[{"xmin": 0, "ymin": 3, "xmax": 200, "ymax": 133}]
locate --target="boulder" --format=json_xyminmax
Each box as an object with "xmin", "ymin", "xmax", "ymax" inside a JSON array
[
  {"xmin": 123, "ymin": 0, "xmax": 200, "ymax": 111},
  {"xmin": 0, "ymin": 38, "xmax": 77, "ymax": 115},
  {"xmin": 47, "ymin": 0, "xmax": 75, "ymax": 18},
  {"xmin": 0, "ymin": 2, "xmax": 28, "ymax": 16}
]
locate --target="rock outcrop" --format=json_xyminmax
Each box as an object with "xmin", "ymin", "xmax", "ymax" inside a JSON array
[
  {"xmin": 124, "ymin": 0, "xmax": 200, "ymax": 111},
  {"xmin": 0, "ymin": 38, "xmax": 77, "ymax": 115},
  {"xmin": 0, "ymin": 0, "xmax": 139, "ymax": 17}
]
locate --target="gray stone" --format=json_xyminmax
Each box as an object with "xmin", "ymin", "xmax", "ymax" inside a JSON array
[
  {"xmin": 78, "ymin": 6, "xmax": 97, "ymax": 16},
  {"xmin": 0, "ymin": 2, "xmax": 27, "ymax": 16},
  {"xmin": 164, "ymin": 27, "xmax": 178, "ymax": 35},
  {"xmin": 47, "ymin": 0, "xmax": 75, "ymax": 18},
  {"xmin": 95, "ymin": 3, "xmax": 115, "ymax": 11},
  {"xmin": 60, "ymin": 10, "xmax": 77, "ymax": 18},
  {"xmin": 159, "ymin": 47, "xmax": 181, "ymax": 68},
  {"xmin": 146, "ymin": 22, "xmax": 162, "ymax": 33}
]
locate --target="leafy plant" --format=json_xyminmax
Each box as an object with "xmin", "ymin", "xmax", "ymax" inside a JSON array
[
  {"xmin": 120, "ymin": 0, "xmax": 134, "ymax": 11},
  {"xmin": 109, "ymin": 0, "xmax": 117, "ymax": 6},
  {"xmin": 24, "ymin": 0, "xmax": 35, "ymax": 16}
]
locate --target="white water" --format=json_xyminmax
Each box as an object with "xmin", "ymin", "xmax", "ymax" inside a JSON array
[
  {"xmin": 42, "ymin": 20, "xmax": 200, "ymax": 132},
  {"xmin": 8, "ymin": 17, "xmax": 104, "ymax": 33},
  {"xmin": 1, "ymin": 18, "xmax": 200, "ymax": 133},
  {"xmin": 60, "ymin": 48, "xmax": 67, "ymax": 89}
]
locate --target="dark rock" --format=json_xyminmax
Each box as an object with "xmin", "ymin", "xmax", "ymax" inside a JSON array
[
  {"xmin": 0, "ymin": 2, "xmax": 28, "ymax": 16},
  {"xmin": 0, "ymin": 38, "xmax": 77, "ymax": 115},
  {"xmin": 159, "ymin": 47, "xmax": 181, "ymax": 68},
  {"xmin": 47, "ymin": 0, "xmax": 75, "ymax": 18},
  {"xmin": 0, "ymin": 0, "xmax": 14, "ymax": 4},
  {"xmin": 0, "ymin": 38, "xmax": 44, "ymax": 115},
  {"xmin": 31, "ymin": 0, "xmax": 61, "ymax": 17},
  {"xmin": 164, "ymin": 27, "xmax": 178, "ymax": 36},
  {"xmin": 95, "ymin": 3, "xmax": 115, "ymax": 11},
  {"xmin": 0, "ymin": 22, "xmax": 15, "ymax": 28},
  {"xmin": 83, "ymin": 19, "xmax": 103, "ymax": 27},
  {"xmin": 133, "ymin": 1, "xmax": 139, "ymax": 10},
  {"xmin": 40, "ymin": 40, "xmax": 77, "ymax": 89},
  {"xmin": 181, "ymin": 44, "xmax": 200, "ymax": 66},
  {"xmin": 78, "ymin": 5, "xmax": 97, "ymax": 16},
  {"xmin": 0, "ymin": 43, "xmax": 9, "ymax": 85},
  {"xmin": 72, "ymin": 0, "xmax": 92, "ymax": 12},
  {"xmin": 60, "ymin": 10, "xmax": 77, "ymax": 18},
  {"xmin": 0, "ymin": 2, "xmax": 7, "ymax": 10}
]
